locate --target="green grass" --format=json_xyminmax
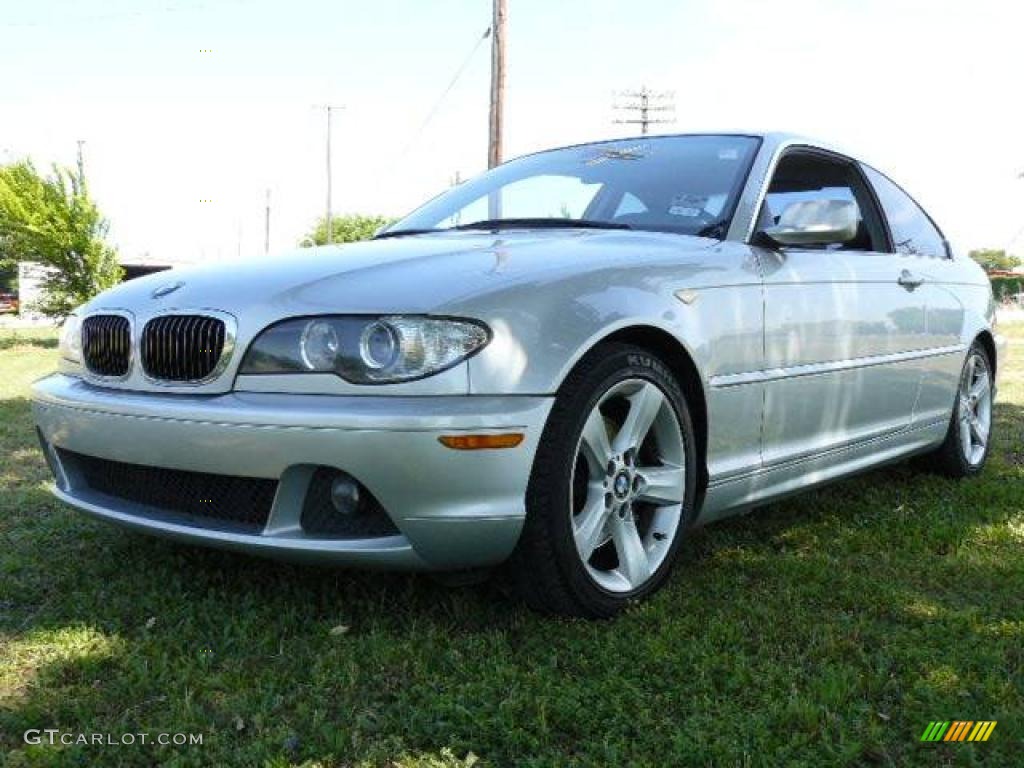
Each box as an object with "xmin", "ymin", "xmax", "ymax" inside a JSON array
[{"xmin": 1, "ymin": 325, "xmax": 1022, "ymax": 767}]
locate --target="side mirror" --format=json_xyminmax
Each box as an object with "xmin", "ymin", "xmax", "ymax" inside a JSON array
[{"xmin": 760, "ymin": 199, "xmax": 858, "ymax": 247}]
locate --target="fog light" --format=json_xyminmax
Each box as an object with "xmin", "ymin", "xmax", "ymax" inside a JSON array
[
  {"xmin": 330, "ymin": 475, "xmax": 361, "ymax": 516},
  {"xmin": 302, "ymin": 467, "xmax": 400, "ymax": 538}
]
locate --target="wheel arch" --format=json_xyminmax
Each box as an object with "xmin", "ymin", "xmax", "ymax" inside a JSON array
[
  {"xmin": 567, "ymin": 324, "xmax": 710, "ymax": 496},
  {"xmin": 974, "ymin": 329, "xmax": 997, "ymax": 376}
]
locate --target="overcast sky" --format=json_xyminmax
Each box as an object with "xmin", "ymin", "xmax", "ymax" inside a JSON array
[{"xmin": 2, "ymin": 0, "xmax": 1021, "ymax": 264}]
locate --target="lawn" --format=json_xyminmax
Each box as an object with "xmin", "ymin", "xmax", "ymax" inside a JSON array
[{"xmin": 1, "ymin": 324, "xmax": 1021, "ymax": 767}]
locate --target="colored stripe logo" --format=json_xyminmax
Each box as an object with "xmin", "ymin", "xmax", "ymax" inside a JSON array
[{"xmin": 920, "ymin": 721, "xmax": 997, "ymax": 742}]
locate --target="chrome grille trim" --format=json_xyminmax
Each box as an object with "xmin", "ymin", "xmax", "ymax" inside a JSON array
[
  {"xmin": 81, "ymin": 313, "xmax": 133, "ymax": 379},
  {"xmin": 140, "ymin": 313, "xmax": 233, "ymax": 383}
]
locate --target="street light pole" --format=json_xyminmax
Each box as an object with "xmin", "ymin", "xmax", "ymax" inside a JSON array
[
  {"xmin": 487, "ymin": 0, "xmax": 506, "ymax": 170},
  {"xmin": 314, "ymin": 104, "xmax": 344, "ymax": 244},
  {"xmin": 76, "ymin": 139, "xmax": 86, "ymax": 186},
  {"xmin": 264, "ymin": 188, "xmax": 271, "ymax": 254}
]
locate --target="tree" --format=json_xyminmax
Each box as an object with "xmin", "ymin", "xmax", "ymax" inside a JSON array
[
  {"xmin": 0, "ymin": 160, "xmax": 122, "ymax": 318},
  {"xmin": 969, "ymin": 248, "xmax": 1021, "ymax": 272},
  {"xmin": 300, "ymin": 214, "xmax": 396, "ymax": 246}
]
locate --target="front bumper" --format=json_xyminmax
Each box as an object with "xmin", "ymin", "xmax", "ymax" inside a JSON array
[{"xmin": 32, "ymin": 374, "xmax": 553, "ymax": 570}]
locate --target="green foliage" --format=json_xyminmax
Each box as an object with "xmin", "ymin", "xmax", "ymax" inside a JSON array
[
  {"xmin": 301, "ymin": 213, "xmax": 396, "ymax": 246},
  {"xmin": 991, "ymin": 275, "xmax": 1024, "ymax": 301},
  {"xmin": 0, "ymin": 161, "xmax": 122, "ymax": 318},
  {"xmin": 969, "ymin": 248, "xmax": 1021, "ymax": 272},
  {"xmin": 2, "ymin": 323, "xmax": 1024, "ymax": 766}
]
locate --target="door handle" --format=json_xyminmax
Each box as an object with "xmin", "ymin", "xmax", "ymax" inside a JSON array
[{"xmin": 897, "ymin": 269, "xmax": 924, "ymax": 290}]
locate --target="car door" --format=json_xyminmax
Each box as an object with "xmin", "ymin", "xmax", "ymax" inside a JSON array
[{"xmin": 754, "ymin": 149, "xmax": 930, "ymax": 466}]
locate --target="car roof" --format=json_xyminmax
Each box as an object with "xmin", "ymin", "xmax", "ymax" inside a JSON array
[{"xmin": 521, "ymin": 131, "xmax": 861, "ymax": 165}]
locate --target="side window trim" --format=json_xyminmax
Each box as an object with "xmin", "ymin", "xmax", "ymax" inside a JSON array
[
  {"xmin": 860, "ymin": 162, "xmax": 952, "ymax": 259},
  {"xmin": 754, "ymin": 146, "xmax": 889, "ymax": 253},
  {"xmin": 849, "ymin": 161, "xmax": 894, "ymax": 253}
]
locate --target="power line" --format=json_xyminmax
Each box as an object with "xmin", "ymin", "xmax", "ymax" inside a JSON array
[
  {"xmin": 613, "ymin": 86, "xmax": 676, "ymax": 135},
  {"xmin": 401, "ymin": 25, "xmax": 492, "ymax": 157}
]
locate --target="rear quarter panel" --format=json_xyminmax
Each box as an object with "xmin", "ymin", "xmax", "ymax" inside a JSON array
[{"xmin": 913, "ymin": 253, "xmax": 996, "ymax": 423}]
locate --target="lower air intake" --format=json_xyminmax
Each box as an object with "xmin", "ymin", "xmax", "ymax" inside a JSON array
[{"xmin": 59, "ymin": 449, "xmax": 277, "ymax": 532}]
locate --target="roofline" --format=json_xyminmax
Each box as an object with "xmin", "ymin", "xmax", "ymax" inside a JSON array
[{"xmin": 503, "ymin": 131, "xmax": 862, "ymax": 166}]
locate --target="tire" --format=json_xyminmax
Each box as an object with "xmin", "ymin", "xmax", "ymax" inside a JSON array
[
  {"xmin": 505, "ymin": 342, "xmax": 698, "ymax": 618},
  {"xmin": 926, "ymin": 340, "xmax": 994, "ymax": 478}
]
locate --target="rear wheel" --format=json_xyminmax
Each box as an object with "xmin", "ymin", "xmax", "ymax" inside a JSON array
[
  {"xmin": 928, "ymin": 341, "xmax": 994, "ymax": 478},
  {"xmin": 506, "ymin": 343, "xmax": 697, "ymax": 618}
]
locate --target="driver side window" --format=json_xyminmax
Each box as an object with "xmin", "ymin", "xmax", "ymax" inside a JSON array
[{"xmin": 761, "ymin": 152, "xmax": 886, "ymax": 252}]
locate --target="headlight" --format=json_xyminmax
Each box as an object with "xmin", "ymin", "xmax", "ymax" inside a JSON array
[
  {"xmin": 240, "ymin": 315, "xmax": 490, "ymax": 384},
  {"xmin": 59, "ymin": 315, "xmax": 82, "ymax": 363}
]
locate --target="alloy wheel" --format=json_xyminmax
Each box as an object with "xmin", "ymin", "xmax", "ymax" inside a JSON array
[
  {"xmin": 958, "ymin": 350, "xmax": 992, "ymax": 467},
  {"xmin": 569, "ymin": 378, "xmax": 685, "ymax": 593}
]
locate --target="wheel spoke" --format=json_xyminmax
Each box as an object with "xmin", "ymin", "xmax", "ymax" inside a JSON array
[
  {"xmin": 964, "ymin": 354, "xmax": 976, "ymax": 391},
  {"xmin": 612, "ymin": 382, "xmax": 664, "ymax": 454},
  {"xmin": 610, "ymin": 515, "xmax": 651, "ymax": 589},
  {"xmin": 970, "ymin": 416, "xmax": 988, "ymax": 446},
  {"xmin": 970, "ymin": 375, "xmax": 990, "ymax": 402},
  {"xmin": 636, "ymin": 464, "xmax": 685, "ymax": 505},
  {"xmin": 580, "ymin": 407, "xmax": 613, "ymax": 473},
  {"xmin": 961, "ymin": 413, "xmax": 973, "ymax": 457},
  {"xmin": 573, "ymin": 492, "xmax": 610, "ymax": 562}
]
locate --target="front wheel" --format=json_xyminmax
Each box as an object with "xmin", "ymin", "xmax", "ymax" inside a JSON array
[{"xmin": 506, "ymin": 343, "xmax": 698, "ymax": 618}]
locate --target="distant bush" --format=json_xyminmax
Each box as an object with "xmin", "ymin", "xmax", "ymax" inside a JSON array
[
  {"xmin": 301, "ymin": 214, "xmax": 397, "ymax": 246},
  {"xmin": 991, "ymin": 275, "xmax": 1024, "ymax": 302},
  {"xmin": 971, "ymin": 248, "xmax": 1021, "ymax": 272}
]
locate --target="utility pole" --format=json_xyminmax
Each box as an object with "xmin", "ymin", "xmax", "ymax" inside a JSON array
[
  {"xmin": 487, "ymin": 0, "xmax": 507, "ymax": 169},
  {"xmin": 75, "ymin": 140, "xmax": 86, "ymax": 186},
  {"xmin": 264, "ymin": 189, "xmax": 271, "ymax": 254},
  {"xmin": 314, "ymin": 104, "xmax": 344, "ymax": 243},
  {"xmin": 613, "ymin": 86, "xmax": 675, "ymax": 135}
]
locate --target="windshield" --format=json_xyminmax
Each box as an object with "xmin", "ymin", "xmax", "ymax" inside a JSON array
[{"xmin": 385, "ymin": 135, "xmax": 761, "ymax": 238}]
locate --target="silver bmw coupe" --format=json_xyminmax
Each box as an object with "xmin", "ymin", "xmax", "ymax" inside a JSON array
[{"xmin": 32, "ymin": 133, "xmax": 1004, "ymax": 617}]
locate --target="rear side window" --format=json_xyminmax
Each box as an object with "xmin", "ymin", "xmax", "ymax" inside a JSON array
[{"xmin": 863, "ymin": 165, "xmax": 948, "ymax": 258}]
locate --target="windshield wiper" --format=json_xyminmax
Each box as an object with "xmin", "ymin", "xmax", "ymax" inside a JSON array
[
  {"xmin": 373, "ymin": 227, "xmax": 447, "ymax": 240},
  {"xmin": 696, "ymin": 220, "xmax": 729, "ymax": 240},
  {"xmin": 374, "ymin": 218, "xmax": 632, "ymax": 239},
  {"xmin": 453, "ymin": 217, "xmax": 632, "ymax": 232}
]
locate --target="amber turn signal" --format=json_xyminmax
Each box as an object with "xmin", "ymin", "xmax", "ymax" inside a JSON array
[{"xmin": 438, "ymin": 433, "xmax": 525, "ymax": 450}]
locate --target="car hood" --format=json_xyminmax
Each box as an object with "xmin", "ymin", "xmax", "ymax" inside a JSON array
[{"xmin": 88, "ymin": 229, "xmax": 719, "ymax": 317}]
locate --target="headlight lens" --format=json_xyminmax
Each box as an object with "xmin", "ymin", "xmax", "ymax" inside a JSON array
[
  {"xmin": 59, "ymin": 315, "xmax": 82, "ymax": 363},
  {"xmin": 359, "ymin": 320, "xmax": 399, "ymax": 369},
  {"xmin": 240, "ymin": 315, "xmax": 490, "ymax": 384},
  {"xmin": 300, "ymin": 319, "xmax": 340, "ymax": 370}
]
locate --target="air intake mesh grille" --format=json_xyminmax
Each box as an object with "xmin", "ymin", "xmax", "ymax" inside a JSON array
[{"xmin": 60, "ymin": 449, "xmax": 277, "ymax": 532}]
